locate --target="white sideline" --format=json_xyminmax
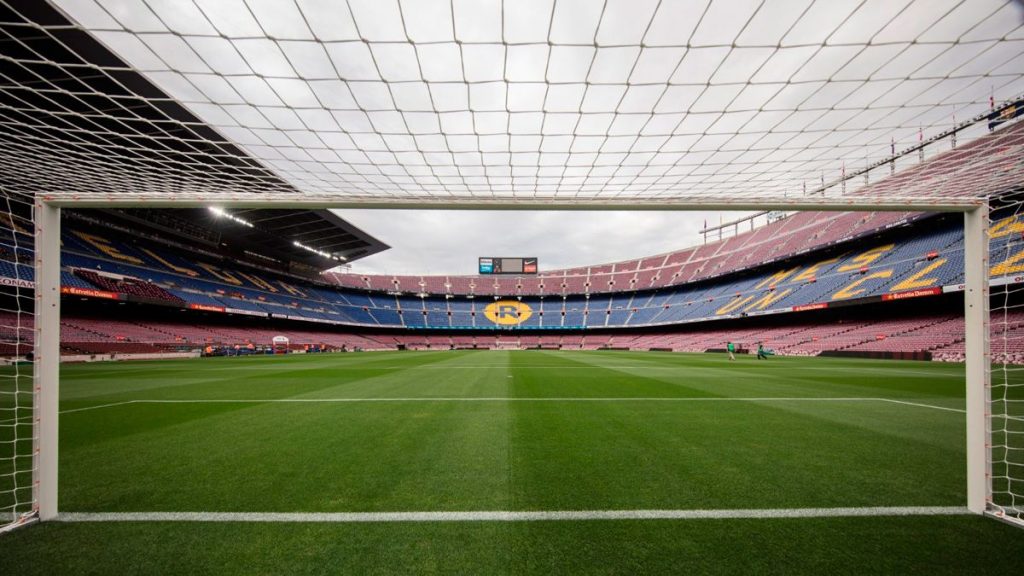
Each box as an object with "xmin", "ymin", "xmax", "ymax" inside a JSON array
[
  {"xmin": 54, "ymin": 397, "xmax": 969, "ymax": 415},
  {"xmin": 57, "ymin": 506, "xmax": 969, "ymax": 523}
]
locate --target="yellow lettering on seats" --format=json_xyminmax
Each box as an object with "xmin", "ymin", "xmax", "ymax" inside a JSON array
[
  {"xmin": 745, "ymin": 288, "xmax": 793, "ymax": 311},
  {"xmin": 991, "ymin": 248, "xmax": 1024, "ymax": 276},
  {"xmin": 891, "ymin": 259, "xmax": 946, "ymax": 292},
  {"xmin": 2, "ymin": 214, "xmax": 30, "ymax": 235},
  {"xmin": 238, "ymin": 271, "xmax": 279, "ymax": 292},
  {"xmin": 197, "ymin": 263, "xmax": 243, "ymax": 285},
  {"xmin": 837, "ymin": 244, "xmax": 894, "ymax": 273},
  {"xmin": 833, "ymin": 270, "xmax": 894, "ymax": 300},
  {"xmin": 990, "ymin": 216, "xmax": 1024, "ymax": 238},
  {"xmin": 716, "ymin": 295, "xmax": 755, "ymax": 315},
  {"xmin": 72, "ymin": 231, "xmax": 143, "ymax": 264},
  {"xmin": 791, "ymin": 257, "xmax": 840, "ymax": 283},
  {"xmin": 278, "ymin": 281, "xmax": 307, "ymax": 297},
  {"xmin": 140, "ymin": 248, "xmax": 199, "ymax": 277},
  {"xmin": 755, "ymin": 268, "xmax": 798, "ymax": 290}
]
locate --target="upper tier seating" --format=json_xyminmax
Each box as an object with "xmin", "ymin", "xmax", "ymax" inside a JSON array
[
  {"xmin": 25, "ymin": 213, "xmax": 1017, "ymax": 333},
  {"xmin": 323, "ymin": 119, "xmax": 1024, "ymax": 296},
  {"xmin": 73, "ymin": 269, "xmax": 186, "ymax": 305},
  {"xmin": 326, "ymin": 210, "xmax": 919, "ymax": 295}
]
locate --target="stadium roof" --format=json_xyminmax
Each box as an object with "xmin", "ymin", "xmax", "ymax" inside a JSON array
[
  {"xmin": 197, "ymin": 207, "xmax": 389, "ymax": 264},
  {"xmin": 90, "ymin": 207, "xmax": 390, "ymax": 268},
  {"xmin": 0, "ymin": 1, "xmax": 389, "ymax": 266},
  {"xmin": 2, "ymin": 1, "xmax": 1023, "ymax": 208}
]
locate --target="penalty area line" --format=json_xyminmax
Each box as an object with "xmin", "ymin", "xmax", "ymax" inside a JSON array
[{"xmin": 58, "ymin": 506, "xmax": 969, "ymax": 523}]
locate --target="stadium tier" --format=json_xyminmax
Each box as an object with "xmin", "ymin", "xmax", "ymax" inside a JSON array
[
  {"xmin": 324, "ymin": 210, "xmax": 921, "ymax": 296},
  {"xmin": 0, "ymin": 205, "xmax": 1019, "ymax": 360},
  {"xmin": 0, "ymin": 107, "xmax": 1021, "ymax": 360},
  {"xmin": 3, "ymin": 309, "xmax": 1021, "ymax": 363},
  {"xmin": 0, "ymin": 205, "xmax": 1021, "ymax": 345},
  {"xmin": 2, "ymin": 194, "xmax": 1022, "ymax": 364},
  {"xmin": 324, "ymin": 120, "xmax": 1024, "ymax": 295},
  {"xmin": 22, "ymin": 214, "xmax": 1013, "ymax": 327}
]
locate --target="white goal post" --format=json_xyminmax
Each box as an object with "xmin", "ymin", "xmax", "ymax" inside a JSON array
[
  {"xmin": 17, "ymin": 192, "xmax": 996, "ymax": 529},
  {"xmin": 963, "ymin": 204, "xmax": 989, "ymax": 516}
]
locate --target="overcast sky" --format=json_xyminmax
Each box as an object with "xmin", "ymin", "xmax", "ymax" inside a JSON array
[{"xmin": 335, "ymin": 209, "xmax": 754, "ymax": 275}]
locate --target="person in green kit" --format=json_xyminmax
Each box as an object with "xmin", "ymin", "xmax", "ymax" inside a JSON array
[{"xmin": 726, "ymin": 341, "xmax": 736, "ymax": 361}]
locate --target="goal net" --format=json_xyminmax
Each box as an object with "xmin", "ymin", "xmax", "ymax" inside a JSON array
[
  {"xmin": 0, "ymin": 190, "xmax": 35, "ymax": 533},
  {"xmin": 0, "ymin": 0, "xmax": 1022, "ymax": 533},
  {"xmin": 989, "ymin": 195, "xmax": 1024, "ymax": 525}
]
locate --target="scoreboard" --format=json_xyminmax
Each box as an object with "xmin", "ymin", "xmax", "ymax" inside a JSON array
[{"xmin": 479, "ymin": 257, "xmax": 538, "ymax": 275}]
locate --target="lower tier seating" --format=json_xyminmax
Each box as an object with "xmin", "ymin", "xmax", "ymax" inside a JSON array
[{"xmin": 1, "ymin": 310, "xmax": 1020, "ymax": 361}]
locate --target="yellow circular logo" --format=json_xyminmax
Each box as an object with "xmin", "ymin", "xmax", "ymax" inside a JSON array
[{"xmin": 483, "ymin": 300, "xmax": 533, "ymax": 325}]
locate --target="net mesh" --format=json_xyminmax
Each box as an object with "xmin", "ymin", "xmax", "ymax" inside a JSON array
[
  {"xmin": 0, "ymin": 190, "xmax": 35, "ymax": 533},
  {"xmin": 990, "ymin": 196, "xmax": 1024, "ymax": 525},
  {"xmin": 0, "ymin": 0, "xmax": 1018, "ymax": 204},
  {"xmin": 0, "ymin": 0, "xmax": 1020, "ymax": 531}
]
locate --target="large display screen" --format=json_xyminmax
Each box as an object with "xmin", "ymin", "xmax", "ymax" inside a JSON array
[{"xmin": 478, "ymin": 257, "xmax": 538, "ymax": 274}]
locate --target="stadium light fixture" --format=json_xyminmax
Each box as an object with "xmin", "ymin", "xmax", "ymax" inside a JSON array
[
  {"xmin": 292, "ymin": 239, "xmax": 334, "ymax": 260},
  {"xmin": 207, "ymin": 206, "xmax": 254, "ymax": 228}
]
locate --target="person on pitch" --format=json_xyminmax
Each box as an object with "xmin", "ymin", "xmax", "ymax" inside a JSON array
[
  {"xmin": 726, "ymin": 341, "xmax": 736, "ymax": 361},
  {"xmin": 757, "ymin": 342, "xmax": 768, "ymax": 360}
]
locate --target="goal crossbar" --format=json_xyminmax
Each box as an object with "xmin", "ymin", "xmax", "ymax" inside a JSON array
[{"xmin": 38, "ymin": 193, "xmax": 983, "ymax": 212}]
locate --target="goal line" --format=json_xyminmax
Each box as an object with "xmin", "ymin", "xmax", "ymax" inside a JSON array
[{"xmin": 57, "ymin": 507, "xmax": 970, "ymax": 524}]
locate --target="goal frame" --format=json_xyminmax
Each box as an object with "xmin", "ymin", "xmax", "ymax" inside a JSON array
[{"xmin": 26, "ymin": 193, "xmax": 992, "ymax": 526}]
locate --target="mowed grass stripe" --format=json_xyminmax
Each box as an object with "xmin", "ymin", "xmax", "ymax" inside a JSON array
[
  {"xmin": 56, "ymin": 399, "xmax": 965, "ymax": 512},
  {"xmin": 8, "ymin": 351, "xmax": 1024, "ymax": 575},
  {"xmin": 6, "ymin": 351, "xmax": 1014, "ymax": 516},
  {"xmin": 5, "ymin": 515, "xmax": 1024, "ymax": 575},
  {"xmin": 553, "ymin": 350, "xmax": 969, "ymax": 404},
  {"xmin": 55, "ymin": 350, "xmax": 463, "ymax": 408}
]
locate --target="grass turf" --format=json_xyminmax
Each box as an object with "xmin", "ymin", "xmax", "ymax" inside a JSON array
[{"xmin": 1, "ymin": 350, "xmax": 1022, "ymax": 573}]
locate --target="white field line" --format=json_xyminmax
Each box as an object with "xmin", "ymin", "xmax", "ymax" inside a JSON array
[
  {"xmin": 0, "ymin": 414, "xmax": 32, "ymax": 424},
  {"xmin": 0, "ymin": 400, "xmax": 141, "ymax": 422},
  {"xmin": 59, "ymin": 400, "xmax": 139, "ymax": 415},
  {"xmin": 875, "ymin": 398, "xmax": 966, "ymax": 413},
  {"xmin": 311, "ymin": 365, "xmax": 964, "ymax": 378},
  {"xmin": 57, "ymin": 506, "xmax": 969, "ymax": 523},
  {"xmin": 45, "ymin": 397, "xmax": 970, "ymax": 416},
  {"xmin": 0, "ymin": 514, "xmax": 38, "ymax": 535},
  {"xmin": 871, "ymin": 399, "xmax": 1024, "ymax": 422}
]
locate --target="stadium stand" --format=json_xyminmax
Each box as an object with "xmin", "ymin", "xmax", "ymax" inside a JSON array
[
  {"xmin": 2, "ymin": 122, "xmax": 1024, "ymax": 361},
  {"xmin": 0, "ymin": 304, "xmax": 1016, "ymax": 362},
  {"xmin": 324, "ymin": 210, "xmax": 920, "ymax": 295}
]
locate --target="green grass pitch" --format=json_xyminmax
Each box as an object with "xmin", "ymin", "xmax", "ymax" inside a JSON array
[{"xmin": 1, "ymin": 350, "xmax": 1023, "ymax": 574}]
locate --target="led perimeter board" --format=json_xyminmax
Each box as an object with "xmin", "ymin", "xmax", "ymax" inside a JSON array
[{"xmin": 478, "ymin": 257, "xmax": 538, "ymax": 274}]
